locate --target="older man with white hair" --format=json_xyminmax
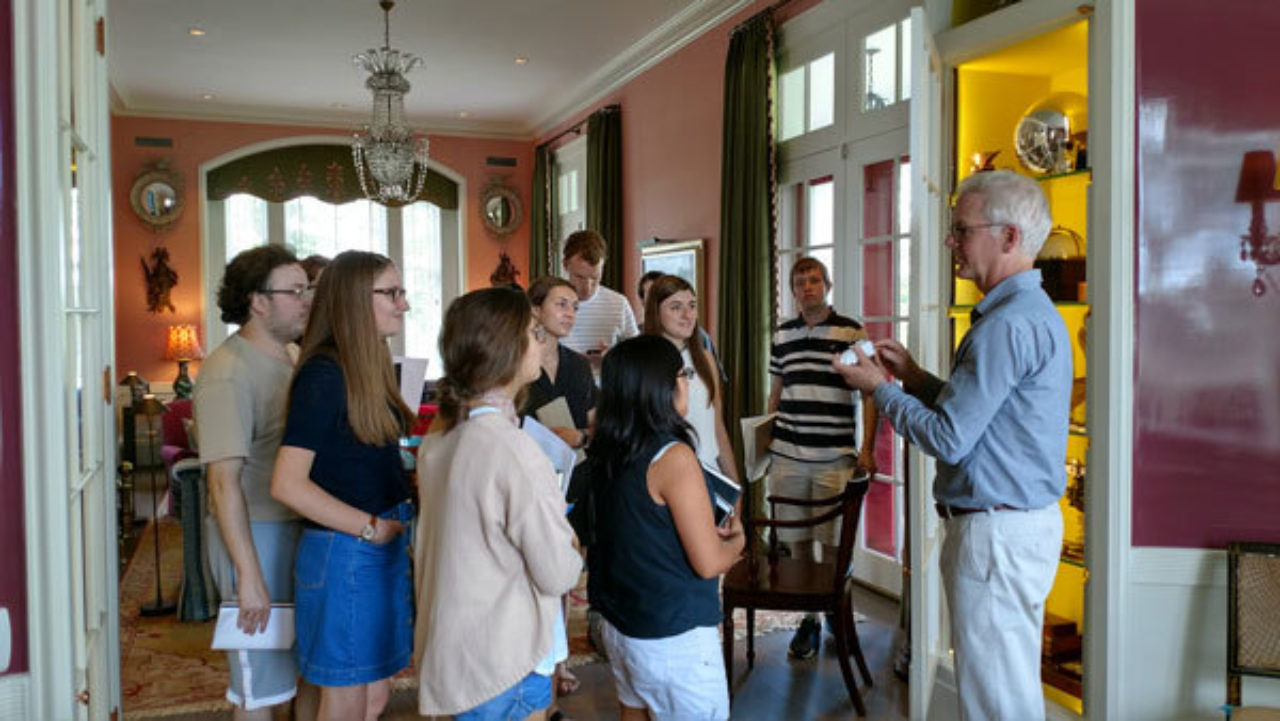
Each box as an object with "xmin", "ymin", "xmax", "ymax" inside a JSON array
[{"xmin": 834, "ymin": 170, "xmax": 1071, "ymax": 721}]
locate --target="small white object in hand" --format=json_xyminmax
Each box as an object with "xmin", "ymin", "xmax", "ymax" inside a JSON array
[{"xmin": 839, "ymin": 339, "xmax": 876, "ymax": 365}]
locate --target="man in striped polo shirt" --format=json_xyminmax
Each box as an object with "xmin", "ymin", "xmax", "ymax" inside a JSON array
[{"xmin": 767, "ymin": 256, "xmax": 879, "ymax": 659}]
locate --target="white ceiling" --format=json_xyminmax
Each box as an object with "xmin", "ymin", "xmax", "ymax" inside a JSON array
[{"xmin": 108, "ymin": 0, "xmax": 750, "ymax": 139}]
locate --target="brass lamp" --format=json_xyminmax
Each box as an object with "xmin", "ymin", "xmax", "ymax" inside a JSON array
[{"xmin": 164, "ymin": 324, "xmax": 203, "ymax": 399}]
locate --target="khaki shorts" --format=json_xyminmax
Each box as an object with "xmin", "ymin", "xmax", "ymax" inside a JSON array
[{"xmin": 766, "ymin": 454, "xmax": 858, "ymax": 546}]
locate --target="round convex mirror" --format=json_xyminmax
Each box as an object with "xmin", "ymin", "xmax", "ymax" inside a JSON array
[
  {"xmin": 130, "ymin": 168, "xmax": 185, "ymax": 229},
  {"xmin": 480, "ymin": 182, "xmax": 522, "ymax": 238}
]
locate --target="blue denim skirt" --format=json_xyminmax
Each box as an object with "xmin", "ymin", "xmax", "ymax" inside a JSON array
[{"xmin": 293, "ymin": 501, "xmax": 415, "ymax": 687}]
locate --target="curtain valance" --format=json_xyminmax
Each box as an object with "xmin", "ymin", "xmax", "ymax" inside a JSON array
[{"xmin": 206, "ymin": 143, "xmax": 458, "ymax": 209}]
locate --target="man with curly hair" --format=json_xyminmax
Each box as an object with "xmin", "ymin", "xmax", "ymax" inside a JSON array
[{"xmin": 196, "ymin": 246, "xmax": 317, "ymax": 720}]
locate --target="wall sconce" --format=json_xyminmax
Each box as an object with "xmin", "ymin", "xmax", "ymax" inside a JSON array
[
  {"xmin": 1234, "ymin": 150, "xmax": 1280, "ymax": 296},
  {"xmin": 164, "ymin": 324, "xmax": 203, "ymax": 399}
]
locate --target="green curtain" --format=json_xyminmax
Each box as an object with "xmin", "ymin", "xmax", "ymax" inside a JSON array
[
  {"xmin": 587, "ymin": 105, "xmax": 623, "ymax": 291},
  {"xmin": 717, "ymin": 12, "xmax": 776, "ymax": 480},
  {"xmin": 206, "ymin": 144, "xmax": 458, "ymax": 209},
  {"xmin": 530, "ymin": 142, "xmax": 555, "ymax": 279}
]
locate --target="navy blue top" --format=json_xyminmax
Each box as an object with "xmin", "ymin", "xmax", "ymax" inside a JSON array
[
  {"xmin": 873, "ymin": 269, "xmax": 1072, "ymax": 509},
  {"xmin": 282, "ymin": 354, "xmax": 410, "ymax": 515},
  {"xmin": 587, "ymin": 436, "xmax": 721, "ymax": 639}
]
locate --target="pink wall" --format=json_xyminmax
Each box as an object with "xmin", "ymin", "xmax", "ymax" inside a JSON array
[
  {"xmin": 537, "ymin": 0, "xmax": 820, "ymax": 335},
  {"xmin": 112, "ymin": 115, "xmax": 532, "ymax": 382},
  {"xmin": 0, "ymin": 0, "xmax": 28, "ymax": 677},
  {"xmin": 1132, "ymin": 0, "xmax": 1280, "ymax": 547}
]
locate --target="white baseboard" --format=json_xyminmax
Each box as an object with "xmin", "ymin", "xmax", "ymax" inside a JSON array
[
  {"xmin": 1129, "ymin": 547, "xmax": 1225, "ymax": 588},
  {"xmin": 0, "ymin": 675, "xmax": 28, "ymax": 721}
]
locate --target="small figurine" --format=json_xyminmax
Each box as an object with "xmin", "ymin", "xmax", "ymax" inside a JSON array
[
  {"xmin": 141, "ymin": 247, "xmax": 178, "ymax": 313},
  {"xmin": 488, "ymin": 250, "xmax": 522, "ymax": 290}
]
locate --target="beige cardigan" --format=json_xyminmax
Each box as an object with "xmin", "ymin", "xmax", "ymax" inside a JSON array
[{"xmin": 413, "ymin": 412, "xmax": 582, "ymax": 716}]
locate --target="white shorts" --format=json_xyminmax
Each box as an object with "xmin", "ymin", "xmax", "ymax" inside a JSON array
[
  {"xmin": 599, "ymin": 618, "xmax": 729, "ymax": 721},
  {"xmin": 205, "ymin": 517, "xmax": 302, "ymax": 710}
]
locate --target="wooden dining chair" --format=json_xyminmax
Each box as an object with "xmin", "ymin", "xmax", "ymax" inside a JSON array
[{"xmin": 722, "ymin": 471, "xmax": 874, "ymax": 716}]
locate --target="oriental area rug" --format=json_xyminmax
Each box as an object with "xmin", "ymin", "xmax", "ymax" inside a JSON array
[{"xmin": 119, "ymin": 519, "xmax": 806, "ymax": 718}]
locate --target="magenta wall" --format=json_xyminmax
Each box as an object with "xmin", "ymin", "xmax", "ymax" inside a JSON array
[
  {"xmin": 0, "ymin": 0, "xmax": 30, "ymax": 676},
  {"xmin": 1133, "ymin": 0, "xmax": 1280, "ymax": 547}
]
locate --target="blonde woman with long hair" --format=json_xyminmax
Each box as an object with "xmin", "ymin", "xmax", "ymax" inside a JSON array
[{"xmin": 271, "ymin": 251, "xmax": 416, "ymax": 721}]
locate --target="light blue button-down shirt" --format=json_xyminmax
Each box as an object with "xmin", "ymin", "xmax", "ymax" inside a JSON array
[{"xmin": 873, "ymin": 269, "xmax": 1072, "ymax": 509}]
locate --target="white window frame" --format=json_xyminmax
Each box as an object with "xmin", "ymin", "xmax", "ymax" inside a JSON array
[
  {"xmin": 200, "ymin": 136, "xmax": 466, "ymax": 361},
  {"xmin": 553, "ymin": 135, "xmax": 587, "ymax": 249}
]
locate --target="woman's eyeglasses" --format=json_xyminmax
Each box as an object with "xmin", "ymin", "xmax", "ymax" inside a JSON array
[{"xmin": 371, "ymin": 287, "xmax": 408, "ymax": 302}]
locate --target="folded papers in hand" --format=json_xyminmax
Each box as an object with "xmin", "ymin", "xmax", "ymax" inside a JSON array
[{"xmin": 211, "ymin": 604, "xmax": 295, "ymax": 650}]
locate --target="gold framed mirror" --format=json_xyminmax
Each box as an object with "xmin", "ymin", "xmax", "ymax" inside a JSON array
[
  {"xmin": 480, "ymin": 178, "xmax": 522, "ymax": 238},
  {"xmin": 130, "ymin": 164, "xmax": 184, "ymax": 229}
]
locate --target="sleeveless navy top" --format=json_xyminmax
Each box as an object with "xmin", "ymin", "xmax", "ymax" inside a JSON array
[{"xmin": 587, "ymin": 436, "xmax": 721, "ymax": 639}]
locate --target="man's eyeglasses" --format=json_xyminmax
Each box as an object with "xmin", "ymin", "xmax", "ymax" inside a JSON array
[
  {"xmin": 371, "ymin": 287, "xmax": 408, "ymax": 302},
  {"xmin": 948, "ymin": 222, "xmax": 1004, "ymax": 238},
  {"xmin": 258, "ymin": 286, "xmax": 314, "ymax": 300},
  {"xmin": 678, "ymin": 366, "xmax": 697, "ymax": 380}
]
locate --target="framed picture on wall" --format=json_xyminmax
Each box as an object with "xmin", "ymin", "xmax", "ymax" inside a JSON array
[{"xmin": 639, "ymin": 239, "xmax": 706, "ymax": 313}]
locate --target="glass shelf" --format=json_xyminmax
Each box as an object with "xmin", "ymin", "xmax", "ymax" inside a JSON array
[{"xmin": 1036, "ymin": 168, "xmax": 1091, "ymax": 183}]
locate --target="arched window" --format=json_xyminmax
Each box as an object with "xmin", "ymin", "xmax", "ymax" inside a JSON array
[{"xmin": 204, "ymin": 139, "xmax": 463, "ymax": 377}]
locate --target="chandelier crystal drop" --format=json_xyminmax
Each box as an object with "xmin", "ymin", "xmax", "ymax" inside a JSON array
[{"xmin": 352, "ymin": 0, "xmax": 429, "ymax": 206}]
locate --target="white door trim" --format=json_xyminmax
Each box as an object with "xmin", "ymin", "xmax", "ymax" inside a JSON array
[
  {"xmin": 1084, "ymin": 2, "xmax": 1137, "ymax": 718},
  {"xmin": 14, "ymin": 0, "xmax": 76, "ymax": 717}
]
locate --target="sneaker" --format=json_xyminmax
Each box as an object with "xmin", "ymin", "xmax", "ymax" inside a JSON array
[
  {"xmin": 788, "ymin": 615, "xmax": 822, "ymax": 659},
  {"xmin": 893, "ymin": 639, "xmax": 911, "ymax": 682}
]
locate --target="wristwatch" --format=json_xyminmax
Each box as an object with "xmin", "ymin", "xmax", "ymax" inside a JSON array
[{"xmin": 359, "ymin": 514, "xmax": 378, "ymax": 542}]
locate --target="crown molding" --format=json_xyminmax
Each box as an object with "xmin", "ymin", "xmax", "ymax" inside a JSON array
[
  {"xmin": 528, "ymin": 0, "xmax": 752, "ymax": 138},
  {"xmin": 111, "ymin": 96, "xmax": 533, "ymax": 141}
]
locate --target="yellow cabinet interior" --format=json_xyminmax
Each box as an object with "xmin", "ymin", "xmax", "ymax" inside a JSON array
[{"xmin": 951, "ymin": 18, "xmax": 1089, "ymax": 712}]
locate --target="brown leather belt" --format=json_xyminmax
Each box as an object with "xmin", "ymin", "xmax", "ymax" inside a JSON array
[{"xmin": 935, "ymin": 503, "xmax": 1019, "ymax": 519}]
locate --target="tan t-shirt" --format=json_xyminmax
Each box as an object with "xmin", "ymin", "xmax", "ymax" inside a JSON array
[{"xmin": 194, "ymin": 333, "xmax": 297, "ymax": 522}]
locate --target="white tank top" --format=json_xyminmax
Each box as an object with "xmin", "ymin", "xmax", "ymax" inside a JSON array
[{"xmin": 681, "ymin": 346, "xmax": 720, "ymax": 469}]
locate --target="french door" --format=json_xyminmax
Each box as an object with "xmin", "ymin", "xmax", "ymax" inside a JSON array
[
  {"xmin": 16, "ymin": 0, "xmax": 118, "ymax": 717},
  {"xmin": 844, "ymin": 130, "xmax": 911, "ymax": 596}
]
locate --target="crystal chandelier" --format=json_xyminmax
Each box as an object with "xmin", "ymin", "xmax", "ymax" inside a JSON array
[{"xmin": 352, "ymin": 0, "xmax": 429, "ymax": 206}]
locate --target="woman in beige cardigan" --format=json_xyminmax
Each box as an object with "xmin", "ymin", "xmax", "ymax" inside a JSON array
[{"xmin": 414, "ymin": 287, "xmax": 582, "ymax": 721}]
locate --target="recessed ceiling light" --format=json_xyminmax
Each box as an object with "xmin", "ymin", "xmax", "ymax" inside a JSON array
[
  {"xmin": 188, "ymin": 27, "xmax": 206, "ymax": 37},
  {"xmin": 458, "ymin": 111, "xmax": 471, "ymax": 119},
  {"xmin": 200, "ymin": 93, "xmax": 215, "ymax": 101},
  {"xmin": 514, "ymin": 57, "xmax": 528, "ymax": 65}
]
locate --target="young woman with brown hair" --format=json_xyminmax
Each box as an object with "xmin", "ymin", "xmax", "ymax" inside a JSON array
[
  {"xmin": 414, "ymin": 287, "xmax": 582, "ymax": 721},
  {"xmin": 270, "ymin": 250, "xmax": 416, "ymax": 721},
  {"xmin": 642, "ymin": 274, "xmax": 739, "ymax": 481}
]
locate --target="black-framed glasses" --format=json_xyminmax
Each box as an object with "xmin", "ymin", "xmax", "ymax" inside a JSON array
[
  {"xmin": 678, "ymin": 366, "xmax": 696, "ymax": 380},
  {"xmin": 371, "ymin": 287, "xmax": 408, "ymax": 302},
  {"xmin": 258, "ymin": 286, "xmax": 314, "ymax": 300},
  {"xmin": 948, "ymin": 222, "xmax": 1004, "ymax": 238}
]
